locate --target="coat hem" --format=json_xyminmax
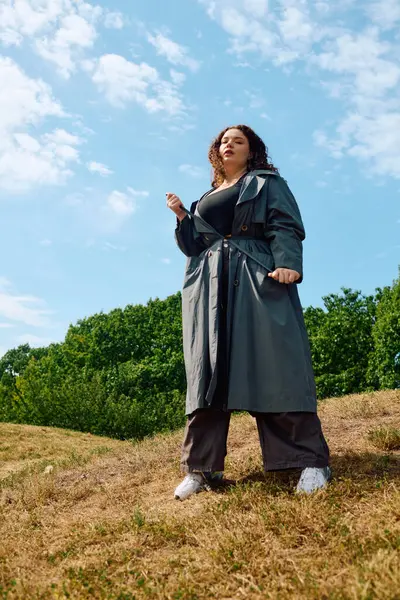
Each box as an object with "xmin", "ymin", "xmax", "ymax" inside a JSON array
[{"xmin": 185, "ymin": 398, "xmax": 318, "ymax": 416}]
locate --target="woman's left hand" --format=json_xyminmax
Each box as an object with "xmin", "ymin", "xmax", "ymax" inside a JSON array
[{"xmin": 268, "ymin": 268, "xmax": 300, "ymax": 284}]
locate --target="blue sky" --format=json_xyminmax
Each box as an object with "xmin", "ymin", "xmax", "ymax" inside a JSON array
[{"xmin": 0, "ymin": 0, "xmax": 399, "ymax": 357}]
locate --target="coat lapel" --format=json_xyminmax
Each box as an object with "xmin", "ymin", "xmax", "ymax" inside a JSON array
[{"xmin": 237, "ymin": 169, "xmax": 278, "ymax": 205}]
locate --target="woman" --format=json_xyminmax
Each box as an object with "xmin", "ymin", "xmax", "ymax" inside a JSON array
[{"xmin": 167, "ymin": 125, "xmax": 330, "ymax": 500}]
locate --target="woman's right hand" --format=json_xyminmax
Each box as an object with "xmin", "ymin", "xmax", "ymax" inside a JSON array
[{"xmin": 166, "ymin": 193, "xmax": 187, "ymax": 222}]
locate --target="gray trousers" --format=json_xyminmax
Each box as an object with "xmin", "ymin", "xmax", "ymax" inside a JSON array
[{"xmin": 181, "ymin": 409, "xmax": 330, "ymax": 473}]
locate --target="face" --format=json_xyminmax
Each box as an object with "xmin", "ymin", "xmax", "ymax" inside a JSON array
[{"xmin": 219, "ymin": 128, "xmax": 251, "ymax": 170}]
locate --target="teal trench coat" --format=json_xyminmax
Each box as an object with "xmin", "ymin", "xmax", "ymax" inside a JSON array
[{"xmin": 175, "ymin": 170, "xmax": 317, "ymax": 416}]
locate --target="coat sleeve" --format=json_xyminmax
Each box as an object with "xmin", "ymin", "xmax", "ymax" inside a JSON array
[
  {"xmin": 174, "ymin": 201, "xmax": 207, "ymax": 257},
  {"xmin": 264, "ymin": 176, "xmax": 305, "ymax": 282}
]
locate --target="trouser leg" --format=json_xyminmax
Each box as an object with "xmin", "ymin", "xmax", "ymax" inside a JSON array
[
  {"xmin": 180, "ymin": 409, "xmax": 231, "ymax": 473},
  {"xmin": 254, "ymin": 411, "xmax": 330, "ymax": 471}
]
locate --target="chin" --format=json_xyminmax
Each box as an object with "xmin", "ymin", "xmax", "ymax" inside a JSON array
[{"xmin": 224, "ymin": 157, "xmax": 240, "ymax": 165}]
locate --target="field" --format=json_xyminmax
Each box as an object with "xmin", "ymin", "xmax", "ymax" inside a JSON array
[{"xmin": 1, "ymin": 390, "xmax": 400, "ymax": 599}]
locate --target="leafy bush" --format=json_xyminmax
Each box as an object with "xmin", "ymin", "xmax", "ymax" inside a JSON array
[
  {"xmin": 1, "ymin": 271, "xmax": 400, "ymax": 438},
  {"xmin": 368, "ymin": 271, "xmax": 400, "ymax": 390}
]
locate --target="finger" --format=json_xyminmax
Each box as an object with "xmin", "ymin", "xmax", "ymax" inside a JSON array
[
  {"xmin": 279, "ymin": 270, "xmax": 286, "ymax": 284},
  {"xmin": 167, "ymin": 196, "xmax": 178, "ymax": 207}
]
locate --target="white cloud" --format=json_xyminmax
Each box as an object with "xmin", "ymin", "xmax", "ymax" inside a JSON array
[
  {"xmin": 0, "ymin": 281, "xmax": 52, "ymax": 327},
  {"xmin": 311, "ymin": 29, "xmax": 400, "ymax": 178},
  {"xmin": 126, "ymin": 187, "xmax": 150, "ymax": 198},
  {"xmin": 245, "ymin": 90, "xmax": 264, "ymax": 109},
  {"xmin": 107, "ymin": 190, "xmax": 136, "ymax": 216},
  {"xmin": 100, "ymin": 188, "xmax": 149, "ymax": 232},
  {"xmin": 161, "ymin": 258, "xmax": 171, "ymax": 265},
  {"xmin": 320, "ymin": 112, "xmax": 400, "ymax": 179},
  {"xmin": 170, "ymin": 69, "xmax": 186, "ymax": 85},
  {"xmin": 0, "ymin": 57, "xmax": 64, "ymax": 130},
  {"xmin": 16, "ymin": 334, "xmax": 55, "ymax": 347},
  {"xmin": 0, "ymin": 0, "xmax": 66, "ymax": 41},
  {"xmin": 0, "ymin": 323, "xmax": 15, "ymax": 328},
  {"xmin": 92, "ymin": 54, "xmax": 185, "ymax": 115},
  {"xmin": 147, "ymin": 32, "xmax": 201, "ymax": 71},
  {"xmin": 199, "ymin": 0, "xmax": 400, "ymax": 180},
  {"xmin": 0, "ymin": 57, "xmax": 82, "ymax": 192},
  {"xmin": 104, "ymin": 242, "xmax": 126, "ymax": 251},
  {"xmin": 243, "ymin": 0, "xmax": 269, "ymax": 18},
  {"xmin": 312, "ymin": 30, "xmax": 400, "ymax": 98},
  {"xmin": 315, "ymin": 1, "xmax": 330, "ymax": 14},
  {"xmin": 39, "ymin": 239, "xmax": 52, "ymax": 246},
  {"xmin": 0, "ymin": 28, "xmax": 23, "ymax": 46},
  {"xmin": 0, "ymin": 0, "xmax": 103, "ymax": 76},
  {"xmin": 368, "ymin": 0, "xmax": 400, "ymax": 30},
  {"xmin": 35, "ymin": 13, "xmax": 97, "ymax": 78},
  {"xmin": 87, "ymin": 161, "xmax": 113, "ymax": 176},
  {"xmin": 201, "ymin": 0, "xmax": 319, "ymax": 64},
  {"xmin": 1, "ymin": 129, "xmax": 81, "ymax": 192},
  {"xmin": 0, "ymin": 277, "xmax": 11, "ymax": 289},
  {"xmin": 179, "ymin": 164, "xmax": 207, "ymax": 178},
  {"xmin": 104, "ymin": 11, "xmax": 125, "ymax": 29},
  {"xmin": 279, "ymin": 5, "xmax": 314, "ymax": 47},
  {"xmin": 80, "ymin": 58, "xmax": 96, "ymax": 73}
]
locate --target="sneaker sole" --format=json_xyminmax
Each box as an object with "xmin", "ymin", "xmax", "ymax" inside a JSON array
[{"xmin": 174, "ymin": 485, "xmax": 207, "ymax": 501}]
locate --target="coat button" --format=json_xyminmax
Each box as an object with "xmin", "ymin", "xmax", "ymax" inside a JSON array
[
  {"xmin": 208, "ymin": 251, "xmax": 212, "ymax": 257},
  {"xmin": 233, "ymin": 280, "xmax": 239, "ymax": 286},
  {"xmin": 241, "ymin": 224, "xmax": 248, "ymax": 232}
]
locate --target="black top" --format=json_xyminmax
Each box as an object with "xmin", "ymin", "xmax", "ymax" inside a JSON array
[{"xmin": 197, "ymin": 175, "xmax": 246, "ymax": 236}]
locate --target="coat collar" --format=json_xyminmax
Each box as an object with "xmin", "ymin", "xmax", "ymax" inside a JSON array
[
  {"xmin": 237, "ymin": 169, "xmax": 279, "ymax": 205},
  {"xmin": 193, "ymin": 169, "xmax": 280, "ymax": 231}
]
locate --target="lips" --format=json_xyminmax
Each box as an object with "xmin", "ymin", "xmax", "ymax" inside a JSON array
[{"xmin": 224, "ymin": 150, "xmax": 234, "ymax": 156}]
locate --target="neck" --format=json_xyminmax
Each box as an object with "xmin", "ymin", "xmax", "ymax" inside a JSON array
[{"xmin": 223, "ymin": 165, "xmax": 248, "ymax": 184}]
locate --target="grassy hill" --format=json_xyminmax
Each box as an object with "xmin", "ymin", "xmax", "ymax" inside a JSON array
[{"xmin": 1, "ymin": 390, "xmax": 399, "ymax": 600}]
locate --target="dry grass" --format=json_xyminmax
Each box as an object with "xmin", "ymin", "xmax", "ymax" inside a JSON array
[
  {"xmin": 0, "ymin": 389, "xmax": 399, "ymax": 600},
  {"xmin": 367, "ymin": 426, "xmax": 400, "ymax": 452}
]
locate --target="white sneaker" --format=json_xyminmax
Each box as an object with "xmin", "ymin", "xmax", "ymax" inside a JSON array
[
  {"xmin": 174, "ymin": 473, "xmax": 206, "ymax": 501},
  {"xmin": 296, "ymin": 466, "xmax": 332, "ymax": 494}
]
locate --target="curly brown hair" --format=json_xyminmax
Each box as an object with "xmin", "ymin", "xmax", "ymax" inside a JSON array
[{"xmin": 208, "ymin": 124, "xmax": 278, "ymax": 187}]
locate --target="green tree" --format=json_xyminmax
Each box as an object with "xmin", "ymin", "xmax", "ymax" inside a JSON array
[
  {"xmin": 304, "ymin": 288, "xmax": 377, "ymax": 398},
  {"xmin": 368, "ymin": 270, "xmax": 400, "ymax": 389}
]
